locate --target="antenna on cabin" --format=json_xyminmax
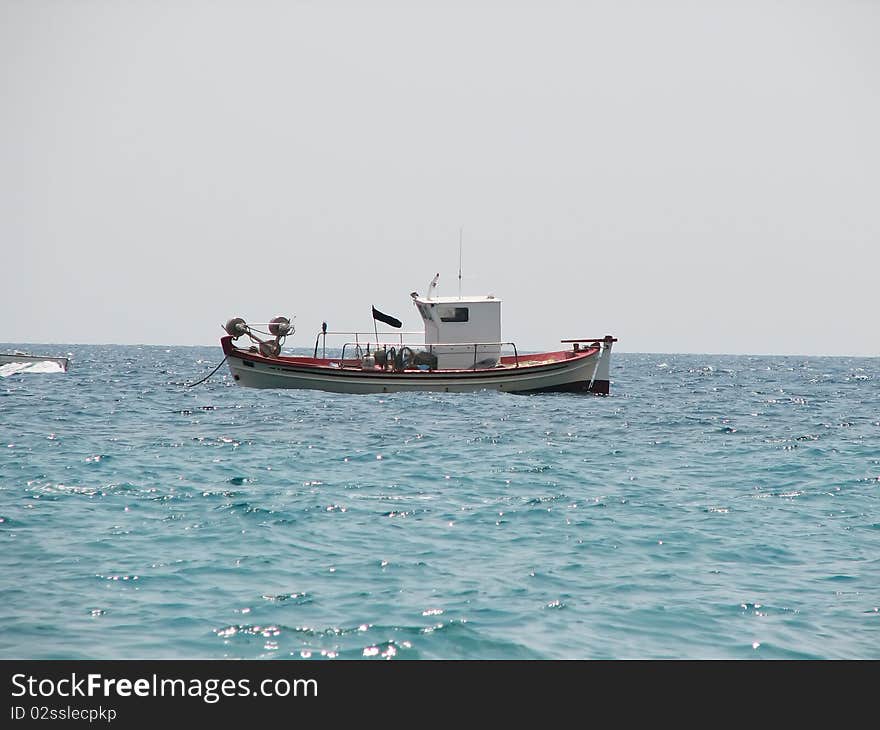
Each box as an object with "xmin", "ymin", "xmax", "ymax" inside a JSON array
[{"xmin": 458, "ymin": 226, "xmax": 463, "ymax": 300}]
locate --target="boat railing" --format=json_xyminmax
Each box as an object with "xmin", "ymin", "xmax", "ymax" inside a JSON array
[
  {"xmin": 314, "ymin": 330, "xmax": 423, "ymax": 358},
  {"xmin": 333, "ymin": 340, "xmax": 521, "ymax": 370}
]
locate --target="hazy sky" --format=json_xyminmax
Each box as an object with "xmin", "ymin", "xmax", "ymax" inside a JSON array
[{"xmin": 2, "ymin": 1, "xmax": 878, "ymax": 355}]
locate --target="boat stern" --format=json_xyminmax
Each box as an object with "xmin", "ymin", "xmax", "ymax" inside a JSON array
[{"xmin": 587, "ymin": 335, "xmax": 615, "ymax": 394}]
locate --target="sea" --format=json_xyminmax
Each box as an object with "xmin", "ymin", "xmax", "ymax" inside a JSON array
[{"xmin": 1, "ymin": 344, "xmax": 878, "ymax": 660}]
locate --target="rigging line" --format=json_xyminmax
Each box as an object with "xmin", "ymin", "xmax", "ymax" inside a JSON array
[{"xmin": 186, "ymin": 356, "xmax": 228, "ymax": 388}]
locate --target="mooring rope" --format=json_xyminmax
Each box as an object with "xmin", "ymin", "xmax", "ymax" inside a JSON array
[{"xmin": 186, "ymin": 356, "xmax": 228, "ymax": 388}]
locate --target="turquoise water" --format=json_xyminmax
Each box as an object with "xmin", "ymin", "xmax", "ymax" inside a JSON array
[{"xmin": 1, "ymin": 344, "xmax": 878, "ymax": 659}]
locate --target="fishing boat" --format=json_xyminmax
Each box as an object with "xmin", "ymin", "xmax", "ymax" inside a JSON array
[
  {"xmin": 0, "ymin": 351, "xmax": 70, "ymax": 375},
  {"xmin": 220, "ymin": 277, "xmax": 616, "ymax": 395}
]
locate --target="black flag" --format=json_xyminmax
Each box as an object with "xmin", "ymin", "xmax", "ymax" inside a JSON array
[{"xmin": 372, "ymin": 306, "xmax": 402, "ymax": 328}]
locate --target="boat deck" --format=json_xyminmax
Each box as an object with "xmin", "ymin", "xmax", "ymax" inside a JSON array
[{"xmin": 235, "ymin": 345, "xmax": 591, "ymax": 373}]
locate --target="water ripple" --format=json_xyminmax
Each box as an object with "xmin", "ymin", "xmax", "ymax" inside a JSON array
[{"xmin": 1, "ymin": 346, "xmax": 878, "ymax": 658}]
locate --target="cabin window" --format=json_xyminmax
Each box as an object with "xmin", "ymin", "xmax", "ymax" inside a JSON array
[{"xmin": 439, "ymin": 307, "xmax": 469, "ymax": 322}]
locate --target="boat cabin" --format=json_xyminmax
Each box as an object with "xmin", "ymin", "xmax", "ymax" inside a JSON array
[{"xmin": 411, "ymin": 293, "xmax": 502, "ymax": 369}]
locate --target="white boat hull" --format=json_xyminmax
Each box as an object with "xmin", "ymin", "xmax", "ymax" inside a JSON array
[
  {"xmin": 0, "ymin": 352, "xmax": 69, "ymax": 372},
  {"xmin": 221, "ymin": 336, "xmax": 613, "ymax": 395}
]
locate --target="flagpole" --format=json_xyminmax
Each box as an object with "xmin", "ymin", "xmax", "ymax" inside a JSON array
[{"xmin": 458, "ymin": 227, "xmax": 463, "ymax": 300}]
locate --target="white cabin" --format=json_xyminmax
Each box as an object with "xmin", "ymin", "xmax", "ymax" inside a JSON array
[{"xmin": 411, "ymin": 293, "xmax": 502, "ymax": 369}]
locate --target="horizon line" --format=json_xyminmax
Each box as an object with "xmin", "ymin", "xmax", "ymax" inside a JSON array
[{"xmin": 2, "ymin": 340, "xmax": 878, "ymax": 359}]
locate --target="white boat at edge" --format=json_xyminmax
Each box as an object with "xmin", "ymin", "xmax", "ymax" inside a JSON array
[
  {"xmin": 0, "ymin": 351, "xmax": 70, "ymax": 373},
  {"xmin": 220, "ymin": 278, "xmax": 616, "ymax": 395}
]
